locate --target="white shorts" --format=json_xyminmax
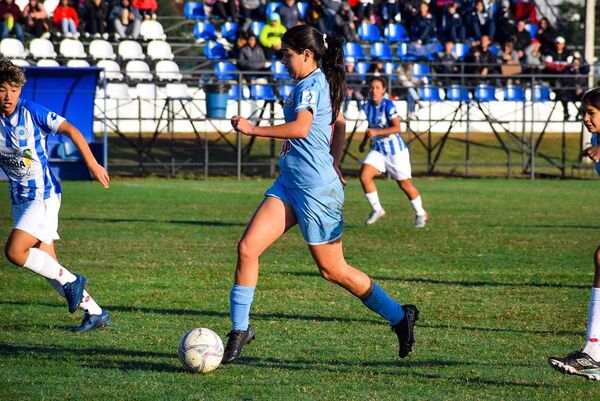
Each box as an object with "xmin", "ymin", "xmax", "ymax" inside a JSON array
[
  {"xmin": 363, "ymin": 148, "xmax": 412, "ymax": 181},
  {"xmin": 12, "ymin": 194, "xmax": 61, "ymax": 245}
]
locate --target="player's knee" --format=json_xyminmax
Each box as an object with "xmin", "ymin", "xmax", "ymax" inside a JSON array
[
  {"xmin": 316, "ymin": 263, "xmax": 343, "ymax": 284},
  {"xmin": 237, "ymin": 238, "xmax": 259, "ymax": 261},
  {"xmin": 4, "ymin": 243, "xmax": 24, "ymax": 266},
  {"xmin": 595, "ymin": 246, "xmax": 600, "ymax": 267},
  {"xmin": 398, "ymin": 179, "xmax": 413, "ymax": 190}
]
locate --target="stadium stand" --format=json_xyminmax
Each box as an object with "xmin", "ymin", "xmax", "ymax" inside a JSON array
[
  {"xmin": 117, "ymin": 40, "xmax": 145, "ymax": 61},
  {"xmin": 139, "ymin": 20, "xmax": 167, "ymax": 41},
  {"xmin": 1, "ymin": 38, "xmax": 28, "ymax": 58},
  {"xmin": 155, "ymin": 60, "xmax": 183, "ymax": 81},
  {"xmin": 89, "ymin": 39, "xmax": 117, "ymax": 60},
  {"xmin": 97, "ymin": 59, "xmax": 124, "ymax": 81},
  {"xmin": 29, "ymin": 38, "xmax": 57, "ymax": 59},
  {"xmin": 37, "ymin": 59, "xmax": 60, "ymax": 67},
  {"xmin": 59, "ymin": 38, "xmax": 87, "ymax": 59},
  {"xmin": 125, "ymin": 60, "xmax": 153, "ymax": 81},
  {"xmin": 146, "ymin": 40, "xmax": 174, "ymax": 60}
]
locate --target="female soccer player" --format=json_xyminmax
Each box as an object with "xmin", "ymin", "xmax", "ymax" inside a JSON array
[
  {"xmin": 548, "ymin": 88, "xmax": 600, "ymax": 380},
  {"xmin": 357, "ymin": 77, "xmax": 428, "ymax": 227},
  {"xmin": 0, "ymin": 59, "xmax": 111, "ymax": 333},
  {"xmin": 223, "ymin": 25, "xmax": 419, "ymax": 364}
]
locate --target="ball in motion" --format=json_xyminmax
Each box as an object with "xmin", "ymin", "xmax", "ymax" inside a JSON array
[{"xmin": 178, "ymin": 327, "xmax": 224, "ymax": 373}]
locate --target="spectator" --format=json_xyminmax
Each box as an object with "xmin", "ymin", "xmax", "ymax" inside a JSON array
[
  {"xmin": 237, "ymin": 33, "xmax": 269, "ymax": 73},
  {"xmin": 344, "ymin": 57, "xmax": 366, "ymax": 112},
  {"xmin": 82, "ymin": 0, "xmax": 108, "ymax": 38},
  {"xmin": 497, "ymin": 39, "xmax": 519, "ymax": 65},
  {"xmin": 259, "ymin": 12, "xmax": 286, "ymax": 58},
  {"xmin": 556, "ymin": 53, "xmax": 589, "ymax": 120},
  {"xmin": 465, "ymin": 34, "xmax": 498, "ymax": 81},
  {"xmin": 511, "ymin": 0, "xmax": 536, "ymax": 23},
  {"xmin": 22, "ymin": 0, "xmax": 50, "ymax": 39},
  {"xmin": 410, "ymin": 1, "xmax": 436, "ymax": 44},
  {"xmin": 0, "ymin": 0, "xmax": 25, "ymax": 42},
  {"xmin": 355, "ymin": 0, "xmax": 375, "ymax": 22},
  {"xmin": 109, "ymin": 0, "xmax": 142, "ymax": 39},
  {"xmin": 493, "ymin": 0, "xmax": 516, "ymax": 44},
  {"xmin": 228, "ymin": 33, "xmax": 247, "ymax": 58},
  {"xmin": 464, "ymin": 0, "xmax": 492, "ymax": 41},
  {"xmin": 513, "ymin": 19, "xmax": 531, "ymax": 57},
  {"xmin": 276, "ymin": 0, "xmax": 301, "ymax": 29},
  {"xmin": 439, "ymin": 2, "xmax": 464, "ymax": 43},
  {"xmin": 207, "ymin": 0, "xmax": 238, "ymax": 22},
  {"xmin": 536, "ymin": 17, "xmax": 557, "ymax": 55},
  {"xmin": 381, "ymin": 0, "xmax": 401, "ymax": 24},
  {"xmin": 321, "ymin": 0, "xmax": 342, "ymax": 33},
  {"xmin": 53, "ymin": 0, "xmax": 79, "ymax": 37},
  {"xmin": 434, "ymin": 40, "xmax": 458, "ymax": 85},
  {"xmin": 239, "ymin": 0, "xmax": 265, "ymax": 33},
  {"xmin": 334, "ymin": 2, "xmax": 358, "ymax": 42},
  {"xmin": 132, "ymin": 0, "xmax": 157, "ymax": 19},
  {"xmin": 523, "ymin": 38, "xmax": 543, "ymax": 73},
  {"xmin": 305, "ymin": 0, "xmax": 327, "ymax": 33},
  {"xmin": 430, "ymin": 0, "xmax": 453, "ymax": 28},
  {"xmin": 396, "ymin": 63, "xmax": 422, "ymax": 115},
  {"xmin": 544, "ymin": 36, "xmax": 572, "ymax": 72}
]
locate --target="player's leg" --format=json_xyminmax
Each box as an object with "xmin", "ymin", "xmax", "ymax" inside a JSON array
[
  {"xmin": 359, "ymin": 152, "xmax": 387, "ymax": 225},
  {"xmin": 308, "ymin": 239, "xmax": 419, "ymax": 358},
  {"xmin": 223, "ymin": 195, "xmax": 297, "ymax": 364},
  {"xmin": 548, "ymin": 246, "xmax": 600, "ymax": 380},
  {"xmin": 389, "ymin": 149, "xmax": 428, "ymax": 228}
]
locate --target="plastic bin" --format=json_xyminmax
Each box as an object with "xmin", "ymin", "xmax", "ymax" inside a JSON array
[{"xmin": 204, "ymin": 83, "xmax": 230, "ymax": 119}]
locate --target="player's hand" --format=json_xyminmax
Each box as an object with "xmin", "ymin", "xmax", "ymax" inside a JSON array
[
  {"xmin": 231, "ymin": 115, "xmax": 255, "ymax": 135},
  {"xmin": 89, "ymin": 162, "xmax": 110, "ymax": 188},
  {"xmin": 334, "ymin": 164, "xmax": 346, "ymax": 186},
  {"xmin": 583, "ymin": 146, "xmax": 600, "ymax": 163},
  {"xmin": 365, "ymin": 128, "xmax": 377, "ymax": 138}
]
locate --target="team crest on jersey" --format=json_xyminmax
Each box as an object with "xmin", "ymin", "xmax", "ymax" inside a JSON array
[
  {"xmin": 15, "ymin": 125, "xmax": 29, "ymax": 138},
  {"xmin": 299, "ymin": 90, "xmax": 315, "ymax": 108}
]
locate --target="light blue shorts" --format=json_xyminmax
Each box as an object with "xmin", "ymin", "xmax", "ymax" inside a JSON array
[{"xmin": 265, "ymin": 176, "xmax": 344, "ymax": 245}]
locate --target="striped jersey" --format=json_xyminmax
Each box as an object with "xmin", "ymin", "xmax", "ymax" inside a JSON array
[
  {"xmin": 363, "ymin": 98, "xmax": 407, "ymax": 156},
  {"xmin": 0, "ymin": 99, "xmax": 64, "ymax": 205},
  {"xmin": 593, "ymin": 133, "xmax": 600, "ymax": 177}
]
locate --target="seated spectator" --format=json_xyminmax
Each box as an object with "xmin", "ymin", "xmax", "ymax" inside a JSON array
[
  {"xmin": 536, "ymin": 17, "xmax": 556, "ymax": 55},
  {"xmin": 431, "ymin": 0, "xmax": 453, "ymax": 28},
  {"xmin": 207, "ymin": 0, "xmax": 238, "ymax": 22},
  {"xmin": 355, "ymin": 0, "xmax": 375, "ymax": 23},
  {"xmin": 23, "ymin": 0, "xmax": 50, "ymax": 39},
  {"xmin": 276, "ymin": 0, "xmax": 301, "ymax": 29},
  {"xmin": 498, "ymin": 39, "xmax": 519, "ymax": 65},
  {"xmin": 228, "ymin": 34, "xmax": 247, "ymax": 59},
  {"xmin": 396, "ymin": 63, "xmax": 422, "ymax": 115},
  {"xmin": 334, "ymin": 2, "xmax": 358, "ymax": 42},
  {"xmin": 410, "ymin": 1, "xmax": 437, "ymax": 44},
  {"xmin": 237, "ymin": 33, "xmax": 269, "ymax": 73},
  {"xmin": 465, "ymin": 34, "xmax": 498, "ymax": 82},
  {"xmin": 239, "ymin": 0, "xmax": 265, "ymax": 33},
  {"xmin": 544, "ymin": 36, "xmax": 572, "ymax": 73},
  {"xmin": 493, "ymin": 0, "xmax": 516, "ymax": 45},
  {"xmin": 439, "ymin": 2, "xmax": 464, "ymax": 43},
  {"xmin": 464, "ymin": 0, "xmax": 492, "ymax": 41},
  {"xmin": 556, "ymin": 52, "xmax": 589, "ymax": 120},
  {"xmin": 511, "ymin": 0, "xmax": 536, "ymax": 23},
  {"xmin": 53, "ymin": 0, "xmax": 79, "ymax": 38},
  {"xmin": 435, "ymin": 40, "xmax": 458, "ymax": 85},
  {"xmin": 305, "ymin": 0, "xmax": 326, "ymax": 34},
  {"xmin": 513, "ymin": 19, "xmax": 531, "ymax": 58},
  {"xmin": 259, "ymin": 12, "xmax": 286, "ymax": 59},
  {"xmin": 109, "ymin": 0, "xmax": 141, "ymax": 39},
  {"xmin": 523, "ymin": 38, "xmax": 543, "ymax": 73},
  {"xmin": 82, "ymin": 0, "xmax": 108, "ymax": 38},
  {"xmin": 132, "ymin": 0, "xmax": 157, "ymax": 19},
  {"xmin": 322, "ymin": 0, "xmax": 342, "ymax": 33},
  {"xmin": 0, "ymin": 0, "xmax": 25, "ymax": 42},
  {"xmin": 344, "ymin": 57, "xmax": 366, "ymax": 112},
  {"xmin": 381, "ymin": 0, "xmax": 401, "ymax": 24}
]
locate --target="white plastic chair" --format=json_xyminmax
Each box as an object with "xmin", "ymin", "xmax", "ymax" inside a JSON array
[
  {"xmin": 67, "ymin": 59, "xmax": 90, "ymax": 67},
  {"xmin": 10, "ymin": 58, "xmax": 30, "ymax": 67},
  {"xmin": 44, "ymin": 0, "xmax": 59, "ymax": 16},
  {"xmin": 29, "ymin": 38, "xmax": 57, "ymax": 59},
  {"xmin": 104, "ymin": 83, "xmax": 131, "ymax": 99},
  {"xmin": 118, "ymin": 40, "xmax": 145, "ymax": 61},
  {"xmin": 59, "ymin": 38, "xmax": 87, "ymax": 59},
  {"xmin": 97, "ymin": 59, "xmax": 124, "ymax": 81},
  {"xmin": 146, "ymin": 40, "xmax": 174, "ymax": 60},
  {"xmin": 155, "ymin": 60, "xmax": 182, "ymax": 81},
  {"xmin": 125, "ymin": 60, "xmax": 153, "ymax": 81},
  {"xmin": 1, "ymin": 38, "xmax": 27, "ymax": 58},
  {"xmin": 37, "ymin": 59, "xmax": 60, "ymax": 67},
  {"xmin": 165, "ymin": 83, "xmax": 191, "ymax": 99},
  {"xmin": 89, "ymin": 39, "xmax": 116, "ymax": 60},
  {"xmin": 135, "ymin": 82, "xmax": 159, "ymax": 99},
  {"xmin": 139, "ymin": 20, "xmax": 166, "ymax": 41}
]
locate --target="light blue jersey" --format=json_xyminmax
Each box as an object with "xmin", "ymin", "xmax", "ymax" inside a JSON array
[
  {"xmin": 593, "ymin": 133, "xmax": 600, "ymax": 176},
  {"xmin": 279, "ymin": 69, "xmax": 337, "ymax": 189},
  {"xmin": 0, "ymin": 99, "xmax": 65, "ymax": 205},
  {"xmin": 363, "ymin": 98, "xmax": 407, "ymax": 156}
]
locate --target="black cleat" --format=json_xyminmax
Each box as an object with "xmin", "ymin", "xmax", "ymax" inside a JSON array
[
  {"xmin": 63, "ymin": 274, "xmax": 87, "ymax": 313},
  {"xmin": 548, "ymin": 351, "xmax": 600, "ymax": 380},
  {"xmin": 392, "ymin": 304, "xmax": 419, "ymax": 358},
  {"xmin": 221, "ymin": 326, "xmax": 255, "ymax": 364}
]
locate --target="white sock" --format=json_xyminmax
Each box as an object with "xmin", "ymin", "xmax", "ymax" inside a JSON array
[
  {"xmin": 80, "ymin": 290, "xmax": 102, "ymax": 315},
  {"xmin": 24, "ymin": 248, "xmax": 76, "ymax": 286},
  {"xmin": 410, "ymin": 195, "xmax": 426, "ymax": 216},
  {"xmin": 46, "ymin": 278, "xmax": 65, "ymax": 297},
  {"xmin": 365, "ymin": 192, "xmax": 383, "ymax": 212},
  {"xmin": 583, "ymin": 287, "xmax": 600, "ymax": 361}
]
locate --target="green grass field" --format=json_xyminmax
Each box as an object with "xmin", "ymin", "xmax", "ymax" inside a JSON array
[{"xmin": 1, "ymin": 178, "xmax": 599, "ymax": 400}]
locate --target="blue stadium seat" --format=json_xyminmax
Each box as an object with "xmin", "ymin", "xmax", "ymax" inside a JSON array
[
  {"xmin": 228, "ymin": 84, "xmax": 246, "ymax": 100},
  {"xmin": 396, "ymin": 43, "xmax": 418, "ymax": 61},
  {"xmin": 266, "ymin": 2, "xmax": 283, "ymax": 19},
  {"xmin": 370, "ymin": 42, "xmax": 393, "ymax": 61},
  {"xmin": 56, "ymin": 140, "xmax": 80, "ymax": 160},
  {"xmin": 525, "ymin": 23, "xmax": 538, "ymax": 39},
  {"xmin": 452, "ymin": 43, "xmax": 470, "ymax": 61},
  {"xmin": 355, "ymin": 61, "xmax": 370, "ymax": 81},
  {"xmin": 358, "ymin": 23, "xmax": 382, "ymax": 42},
  {"xmin": 418, "ymin": 84, "xmax": 443, "ymax": 102},
  {"xmin": 251, "ymin": 84, "xmax": 276, "ymax": 101},
  {"xmin": 204, "ymin": 41, "xmax": 227, "ymax": 59},
  {"xmin": 183, "ymin": 1, "xmax": 208, "ymax": 19},
  {"xmin": 215, "ymin": 61, "xmax": 239, "ymax": 81},
  {"xmin": 503, "ymin": 85, "xmax": 525, "ymax": 101},
  {"xmin": 344, "ymin": 42, "xmax": 366, "ymax": 60},
  {"xmin": 193, "ymin": 22, "xmax": 217, "ymax": 41},
  {"xmin": 384, "ymin": 23, "xmax": 409, "ymax": 43},
  {"xmin": 279, "ymin": 84, "xmax": 294, "ymax": 99},
  {"xmin": 474, "ymin": 83, "xmax": 497, "ymax": 102},
  {"xmin": 412, "ymin": 63, "xmax": 431, "ymax": 80},
  {"xmin": 445, "ymin": 84, "xmax": 471, "ymax": 102},
  {"xmin": 532, "ymin": 84, "xmax": 551, "ymax": 102},
  {"xmin": 383, "ymin": 62, "xmax": 397, "ymax": 81},
  {"xmin": 296, "ymin": 2, "xmax": 308, "ymax": 18},
  {"xmin": 488, "ymin": 44, "xmax": 499, "ymax": 58},
  {"xmin": 250, "ymin": 21, "xmax": 265, "ymax": 38},
  {"xmin": 271, "ymin": 60, "xmax": 289, "ymax": 80},
  {"xmin": 221, "ymin": 22, "xmax": 239, "ymax": 42}
]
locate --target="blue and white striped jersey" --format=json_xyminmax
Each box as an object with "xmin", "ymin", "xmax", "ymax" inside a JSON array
[
  {"xmin": 592, "ymin": 133, "xmax": 600, "ymax": 177},
  {"xmin": 0, "ymin": 99, "xmax": 64, "ymax": 205},
  {"xmin": 363, "ymin": 98, "xmax": 407, "ymax": 156}
]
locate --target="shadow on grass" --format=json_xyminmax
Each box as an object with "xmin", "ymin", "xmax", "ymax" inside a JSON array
[
  {"xmin": 511, "ymin": 224, "xmax": 600, "ymax": 231},
  {"xmin": 61, "ymin": 216, "xmax": 246, "ymax": 227}
]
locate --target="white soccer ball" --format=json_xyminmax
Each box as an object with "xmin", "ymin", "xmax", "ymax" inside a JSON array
[{"xmin": 178, "ymin": 327, "xmax": 224, "ymax": 373}]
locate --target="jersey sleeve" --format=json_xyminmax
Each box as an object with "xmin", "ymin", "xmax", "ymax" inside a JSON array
[
  {"xmin": 386, "ymin": 99, "xmax": 399, "ymax": 121},
  {"xmin": 294, "ymin": 78, "xmax": 318, "ymax": 115},
  {"xmin": 27, "ymin": 101, "xmax": 66, "ymax": 135}
]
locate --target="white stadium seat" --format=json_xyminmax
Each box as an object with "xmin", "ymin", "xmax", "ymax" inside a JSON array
[
  {"xmin": 104, "ymin": 83, "xmax": 131, "ymax": 99},
  {"xmin": 125, "ymin": 60, "xmax": 153, "ymax": 81},
  {"xmin": 139, "ymin": 20, "xmax": 166, "ymax": 41},
  {"xmin": 1, "ymin": 38, "xmax": 27, "ymax": 58},
  {"xmin": 165, "ymin": 83, "xmax": 192, "ymax": 99},
  {"xmin": 10, "ymin": 58, "xmax": 30, "ymax": 67},
  {"xmin": 29, "ymin": 38, "xmax": 57, "ymax": 59},
  {"xmin": 67, "ymin": 59, "xmax": 90, "ymax": 67},
  {"xmin": 59, "ymin": 38, "xmax": 87, "ymax": 58},
  {"xmin": 89, "ymin": 39, "xmax": 116, "ymax": 60},
  {"xmin": 37, "ymin": 59, "xmax": 60, "ymax": 67},
  {"xmin": 155, "ymin": 60, "xmax": 182, "ymax": 81},
  {"xmin": 118, "ymin": 40, "xmax": 145, "ymax": 61},
  {"xmin": 146, "ymin": 40, "xmax": 174, "ymax": 60},
  {"xmin": 135, "ymin": 83, "xmax": 160, "ymax": 99},
  {"xmin": 97, "ymin": 60, "xmax": 124, "ymax": 81},
  {"xmin": 44, "ymin": 0, "xmax": 59, "ymax": 16}
]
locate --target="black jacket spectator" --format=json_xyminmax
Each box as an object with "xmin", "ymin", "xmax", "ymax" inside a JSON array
[
  {"xmin": 82, "ymin": 0, "xmax": 107, "ymax": 36},
  {"xmin": 537, "ymin": 18, "xmax": 557, "ymax": 55},
  {"xmin": 237, "ymin": 34, "xmax": 268, "ymax": 71},
  {"xmin": 513, "ymin": 20, "xmax": 531, "ymax": 53},
  {"xmin": 465, "ymin": 35, "xmax": 498, "ymax": 80},
  {"xmin": 276, "ymin": 0, "xmax": 301, "ymax": 29},
  {"xmin": 410, "ymin": 2, "xmax": 436, "ymax": 44}
]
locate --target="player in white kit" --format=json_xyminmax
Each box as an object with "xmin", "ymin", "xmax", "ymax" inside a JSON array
[
  {"xmin": 0, "ymin": 59, "xmax": 111, "ymax": 332},
  {"xmin": 358, "ymin": 77, "xmax": 428, "ymax": 227}
]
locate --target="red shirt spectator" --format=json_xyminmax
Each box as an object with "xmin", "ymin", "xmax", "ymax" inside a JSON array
[
  {"xmin": 53, "ymin": 0, "xmax": 79, "ymax": 30},
  {"xmin": 132, "ymin": 0, "xmax": 157, "ymax": 19}
]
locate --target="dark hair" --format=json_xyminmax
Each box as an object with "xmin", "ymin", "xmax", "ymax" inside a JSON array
[
  {"xmin": 0, "ymin": 58, "xmax": 26, "ymax": 87},
  {"xmin": 282, "ymin": 25, "xmax": 346, "ymax": 124},
  {"xmin": 369, "ymin": 77, "xmax": 387, "ymax": 90},
  {"xmin": 582, "ymin": 88, "xmax": 600, "ymax": 110}
]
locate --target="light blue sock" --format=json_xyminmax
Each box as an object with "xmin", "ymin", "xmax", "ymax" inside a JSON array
[
  {"xmin": 230, "ymin": 284, "xmax": 255, "ymax": 331},
  {"xmin": 362, "ymin": 284, "xmax": 405, "ymax": 325}
]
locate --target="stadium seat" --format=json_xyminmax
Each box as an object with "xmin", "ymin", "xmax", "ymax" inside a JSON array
[
  {"xmin": 474, "ymin": 83, "xmax": 497, "ymax": 102},
  {"xmin": 10, "ymin": 58, "xmax": 30, "ymax": 67},
  {"xmin": 266, "ymin": 2, "xmax": 282, "ymax": 19},
  {"xmin": 278, "ymin": 84, "xmax": 294, "ymax": 99},
  {"xmin": 532, "ymin": 84, "xmax": 552, "ymax": 102},
  {"xmin": 358, "ymin": 23, "xmax": 382, "ymax": 42},
  {"xmin": 370, "ymin": 42, "xmax": 393, "ymax": 61},
  {"xmin": 55, "ymin": 140, "xmax": 80, "ymax": 160},
  {"xmin": 29, "ymin": 38, "xmax": 57, "ymax": 59},
  {"xmin": 271, "ymin": 60, "xmax": 289, "ymax": 80},
  {"xmin": 344, "ymin": 42, "xmax": 366, "ymax": 60},
  {"xmin": 525, "ymin": 23, "xmax": 538, "ymax": 39},
  {"xmin": 384, "ymin": 23, "xmax": 409, "ymax": 43},
  {"xmin": 355, "ymin": 61, "xmax": 370, "ymax": 81},
  {"xmin": 43, "ymin": 0, "xmax": 59, "ymax": 16},
  {"xmin": 118, "ymin": 40, "xmax": 145, "ymax": 60},
  {"xmin": 488, "ymin": 44, "xmax": 499, "ymax": 58},
  {"xmin": 250, "ymin": 21, "xmax": 265, "ymax": 38},
  {"xmin": 452, "ymin": 43, "xmax": 470, "ymax": 61},
  {"xmin": 383, "ymin": 62, "xmax": 397, "ymax": 81},
  {"xmin": 215, "ymin": 61, "xmax": 239, "ymax": 81},
  {"xmin": 125, "ymin": 60, "xmax": 153, "ymax": 81},
  {"xmin": 396, "ymin": 43, "xmax": 418, "ymax": 61},
  {"xmin": 412, "ymin": 63, "xmax": 431, "ymax": 80},
  {"xmin": 228, "ymin": 84, "xmax": 248, "ymax": 100},
  {"xmin": 66, "ymin": 59, "xmax": 90, "ymax": 67},
  {"xmin": 156, "ymin": 60, "xmax": 183, "ymax": 81},
  {"xmin": 165, "ymin": 83, "xmax": 192, "ymax": 99},
  {"xmin": 193, "ymin": 22, "xmax": 217, "ymax": 41},
  {"xmin": 140, "ymin": 20, "xmax": 166, "ymax": 41},
  {"xmin": 183, "ymin": 1, "xmax": 208, "ymax": 19},
  {"xmin": 1, "ymin": 38, "xmax": 27, "ymax": 58},
  {"xmin": 135, "ymin": 82, "xmax": 159, "ymax": 99},
  {"xmin": 418, "ymin": 84, "xmax": 443, "ymax": 102},
  {"xmin": 203, "ymin": 41, "xmax": 227, "ymax": 60},
  {"xmin": 37, "ymin": 59, "xmax": 60, "ymax": 67},
  {"xmin": 104, "ymin": 83, "xmax": 130, "ymax": 99},
  {"xmin": 503, "ymin": 85, "xmax": 525, "ymax": 102},
  {"xmin": 221, "ymin": 21, "xmax": 239, "ymax": 43},
  {"xmin": 97, "ymin": 59, "xmax": 124, "ymax": 81},
  {"xmin": 59, "ymin": 38, "xmax": 87, "ymax": 58},
  {"xmin": 89, "ymin": 39, "xmax": 116, "ymax": 60},
  {"xmin": 445, "ymin": 84, "xmax": 471, "ymax": 102},
  {"xmin": 147, "ymin": 40, "xmax": 174, "ymax": 60},
  {"xmin": 250, "ymin": 84, "xmax": 276, "ymax": 101},
  {"xmin": 296, "ymin": 2, "xmax": 308, "ymax": 18}
]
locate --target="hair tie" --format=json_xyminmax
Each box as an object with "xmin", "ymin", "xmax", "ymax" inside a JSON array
[{"xmin": 323, "ymin": 34, "xmax": 328, "ymax": 49}]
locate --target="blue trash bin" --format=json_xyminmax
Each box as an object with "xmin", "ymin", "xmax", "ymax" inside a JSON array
[{"xmin": 204, "ymin": 83, "xmax": 229, "ymax": 119}]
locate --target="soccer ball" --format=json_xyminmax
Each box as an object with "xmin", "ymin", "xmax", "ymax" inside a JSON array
[{"xmin": 178, "ymin": 327, "xmax": 224, "ymax": 373}]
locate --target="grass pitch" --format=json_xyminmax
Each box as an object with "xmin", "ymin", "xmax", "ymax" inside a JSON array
[{"xmin": 0, "ymin": 178, "xmax": 599, "ymax": 400}]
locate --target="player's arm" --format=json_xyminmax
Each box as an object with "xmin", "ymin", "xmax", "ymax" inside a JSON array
[
  {"xmin": 583, "ymin": 145, "xmax": 600, "ymax": 163},
  {"xmin": 367, "ymin": 116, "xmax": 402, "ymax": 138},
  {"xmin": 331, "ymin": 112, "xmax": 347, "ymax": 186},
  {"xmin": 231, "ymin": 110, "xmax": 313, "ymax": 139},
  {"xmin": 58, "ymin": 121, "xmax": 110, "ymax": 188}
]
